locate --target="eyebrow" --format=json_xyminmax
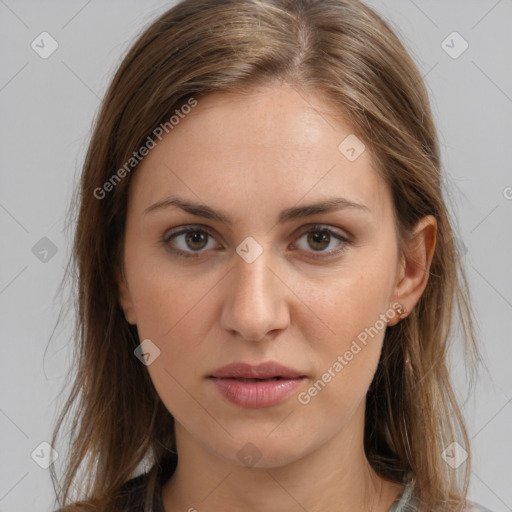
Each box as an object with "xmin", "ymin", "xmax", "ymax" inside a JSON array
[{"xmin": 143, "ymin": 196, "xmax": 370, "ymax": 224}]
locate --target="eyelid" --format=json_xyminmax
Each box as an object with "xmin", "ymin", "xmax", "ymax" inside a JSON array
[
  {"xmin": 163, "ymin": 224, "xmax": 217, "ymax": 242},
  {"xmin": 294, "ymin": 223, "xmax": 352, "ymax": 241}
]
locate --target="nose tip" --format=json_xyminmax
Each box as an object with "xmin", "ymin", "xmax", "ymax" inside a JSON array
[{"xmin": 219, "ymin": 248, "xmax": 289, "ymax": 342}]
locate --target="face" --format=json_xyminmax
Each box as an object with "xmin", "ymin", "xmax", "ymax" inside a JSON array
[{"xmin": 118, "ymin": 83, "xmax": 408, "ymax": 468}]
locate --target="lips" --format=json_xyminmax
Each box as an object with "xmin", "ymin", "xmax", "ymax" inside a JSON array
[
  {"xmin": 208, "ymin": 361, "xmax": 307, "ymax": 408},
  {"xmin": 208, "ymin": 361, "xmax": 306, "ymax": 380}
]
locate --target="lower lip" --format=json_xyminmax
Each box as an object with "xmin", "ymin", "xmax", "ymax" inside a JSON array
[{"xmin": 209, "ymin": 377, "xmax": 306, "ymax": 408}]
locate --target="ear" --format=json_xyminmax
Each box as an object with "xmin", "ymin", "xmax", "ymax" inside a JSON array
[
  {"xmin": 116, "ymin": 267, "xmax": 137, "ymax": 325},
  {"xmin": 388, "ymin": 215, "xmax": 437, "ymax": 326}
]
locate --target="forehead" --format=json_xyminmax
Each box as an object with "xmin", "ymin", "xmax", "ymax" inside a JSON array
[{"xmin": 128, "ymin": 83, "xmax": 391, "ymax": 221}]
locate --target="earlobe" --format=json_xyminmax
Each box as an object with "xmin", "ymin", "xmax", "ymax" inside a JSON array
[
  {"xmin": 388, "ymin": 215, "xmax": 437, "ymax": 326},
  {"xmin": 116, "ymin": 268, "xmax": 137, "ymax": 325}
]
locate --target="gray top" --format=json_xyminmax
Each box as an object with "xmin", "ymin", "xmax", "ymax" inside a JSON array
[{"xmin": 387, "ymin": 477, "xmax": 494, "ymax": 512}]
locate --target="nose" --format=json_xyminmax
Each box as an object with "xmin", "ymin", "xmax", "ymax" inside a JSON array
[{"xmin": 219, "ymin": 247, "xmax": 290, "ymax": 342}]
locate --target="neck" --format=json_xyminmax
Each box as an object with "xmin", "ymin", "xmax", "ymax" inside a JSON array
[{"xmin": 161, "ymin": 403, "xmax": 403, "ymax": 512}]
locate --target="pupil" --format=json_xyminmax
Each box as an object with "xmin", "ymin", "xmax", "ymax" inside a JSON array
[
  {"xmin": 186, "ymin": 231, "xmax": 207, "ymax": 250},
  {"xmin": 308, "ymin": 230, "xmax": 329, "ymax": 251}
]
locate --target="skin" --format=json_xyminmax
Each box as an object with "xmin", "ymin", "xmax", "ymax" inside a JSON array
[{"xmin": 118, "ymin": 82, "xmax": 436, "ymax": 512}]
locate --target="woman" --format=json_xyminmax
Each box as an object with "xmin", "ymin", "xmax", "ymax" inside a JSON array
[{"xmin": 51, "ymin": 0, "xmax": 492, "ymax": 511}]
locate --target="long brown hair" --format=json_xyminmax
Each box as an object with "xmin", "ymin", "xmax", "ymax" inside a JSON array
[{"xmin": 51, "ymin": 0, "xmax": 482, "ymax": 510}]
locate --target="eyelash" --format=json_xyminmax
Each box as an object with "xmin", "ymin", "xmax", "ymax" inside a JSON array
[{"xmin": 162, "ymin": 224, "xmax": 351, "ymax": 260}]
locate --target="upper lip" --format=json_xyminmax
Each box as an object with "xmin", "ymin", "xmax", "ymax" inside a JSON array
[{"xmin": 208, "ymin": 361, "xmax": 306, "ymax": 379}]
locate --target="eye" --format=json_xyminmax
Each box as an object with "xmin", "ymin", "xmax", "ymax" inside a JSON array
[
  {"xmin": 163, "ymin": 224, "xmax": 351, "ymax": 259},
  {"xmin": 163, "ymin": 226, "xmax": 220, "ymax": 258},
  {"xmin": 292, "ymin": 224, "xmax": 351, "ymax": 259}
]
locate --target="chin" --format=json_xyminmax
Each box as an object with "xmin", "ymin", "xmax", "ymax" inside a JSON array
[{"xmin": 210, "ymin": 430, "xmax": 317, "ymax": 470}]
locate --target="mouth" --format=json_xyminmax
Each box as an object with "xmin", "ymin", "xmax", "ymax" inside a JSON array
[
  {"xmin": 216, "ymin": 376, "xmax": 300, "ymax": 382},
  {"xmin": 208, "ymin": 375, "xmax": 306, "ymax": 408},
  {"xmin": 207, "ymin": 362, "xmax": 307, "ymax": 408},
  {"xmin": 208, "ymin": 361, "xmax": 306, "ymax": 380}
]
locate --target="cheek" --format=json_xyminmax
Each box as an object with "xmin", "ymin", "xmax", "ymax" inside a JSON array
[
  {"xmin": 126, "ymin": 247, "xmax": 219, "ymax": 344},
  {"xmin": 292, "ymin": 246, "xmax": 395, "ymax": 407},
  {"xmin": 297, "ymin": 245, "xmax": 395, "ymax": 345},
  {"xmin": 131, "ymin": 269, "xmax": 220, "ymax": 427},
  {"xmin": 126, "ymin": 259, "xmax": 223, "ymax": 409}
]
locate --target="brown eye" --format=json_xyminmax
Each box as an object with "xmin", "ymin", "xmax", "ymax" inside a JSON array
[
  {"xmin": 293, "ymin": 225, "xmax": 350, "ymax": 259},
  {"xmin": 164, "ymin": 226, "xmax": 220, "ymax": 258},
  {"xmin": 306, "ymin": 230, "xmax": 331, "ymax": 251},
  {"xmin": 184, "ymin": 230, "xmax": 208, "ymax": 251},
  {"xmin": 163, "ymin": 224, "xmax": 350, "ymax": 260}
]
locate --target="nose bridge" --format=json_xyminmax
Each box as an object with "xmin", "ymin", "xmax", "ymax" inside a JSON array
[{"xmin": 220, "ymin": 242, "xmax": 288, "ymax": 341}]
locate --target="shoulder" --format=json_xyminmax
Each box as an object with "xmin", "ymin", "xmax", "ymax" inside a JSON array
[
  {"xmin": 53, "ymin": 453, "xmax": 178, "ymax": 512},
  {"xmin": 113, "ymin": 469, "xmax": 151, "ymax": 511},
  {"xmin": 390, "ymin": 499, "xmax": 496, "ymax": 512},
  {"xmin": 52, "ymin": 472, "xmax": 152, "ymax": 512},
  {"xmin": 464, "ymin": 501, "xmax": 495, "ymax": 512},
  {"xmin": 114, "ymin": 453, "xmax": 178, "ymax": 512},
  {"xmin": 388, "ymin": 478, "xmax": 495, "ymax": 512}
]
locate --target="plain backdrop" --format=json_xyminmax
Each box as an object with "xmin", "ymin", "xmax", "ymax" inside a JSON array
[{"xmin": 0, "ymin": 1, "xmax": 511, "ymax": 511}]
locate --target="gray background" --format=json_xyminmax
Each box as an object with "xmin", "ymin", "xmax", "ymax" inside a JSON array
[{"xmin": 0, "ymin": 1, "xmax": 511, "ymax": 511}]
